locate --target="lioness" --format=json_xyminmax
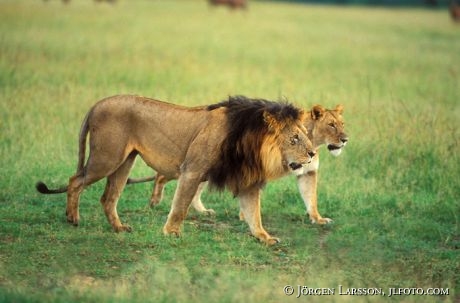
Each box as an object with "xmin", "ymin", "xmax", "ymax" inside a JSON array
[
  {"xmin": 128, "ymin": 104, "xmax": 348, "ymax": 224},
  {"xmin": 36, "ymin": 95, "xmax": 315, "ymax": 245}
]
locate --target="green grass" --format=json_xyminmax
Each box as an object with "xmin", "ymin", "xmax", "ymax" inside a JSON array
[{"xmin": 0, "ymin": 0, "xmax": 459, "ymax": 302}]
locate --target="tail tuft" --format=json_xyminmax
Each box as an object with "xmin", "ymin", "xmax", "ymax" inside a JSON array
[
  {"xmin": 35, "ymin": 181, "xmax": 67, "ymax": 194},
  {"xmin": 36, "ymin": 181, "xmax": 50, "ymax": 193}
]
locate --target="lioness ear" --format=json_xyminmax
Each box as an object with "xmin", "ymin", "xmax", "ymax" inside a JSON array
[
  {"xmin": 263, "ymin": 111, "xmax": 282, "ymax": 131},
  {"xmin": 335, "ymin": 104, "xmax": 344, "ymax": 114},
  {"xmin": 311, "ymin": 105, "xmax": 325, "ymax": 120}
]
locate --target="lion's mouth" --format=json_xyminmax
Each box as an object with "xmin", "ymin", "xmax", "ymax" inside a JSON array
[
  {"xmin": 327, "ymin": 144, "xmax": 342, "ymax": 151},
  {"xmin": 289, "ymin": 162, "xmax": 303, "ymax": 170},
  {"xmin": 327, "ymin": 144, "xmax": 343, "ymax": 157}
]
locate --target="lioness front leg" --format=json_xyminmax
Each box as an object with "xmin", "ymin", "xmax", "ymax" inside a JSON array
[
  {"xmin": 239, "ymin": 188, "xmax": 280, "ymax": 245},
  {"xmin": 297, "ymin": 171, "xmax": 332, "ymax": 224},
  {"xmin": 163, "ymin": 173, "xmax": 202, "ymax": 236},
  {"xmin": 190, "ymin": 182, "xmax": 215, "ymax": 216}
]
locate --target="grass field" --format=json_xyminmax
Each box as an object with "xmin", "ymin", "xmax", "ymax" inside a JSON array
[{"xmin": 0, "ymin": 0, "xmax": 459, "ymax": 302}]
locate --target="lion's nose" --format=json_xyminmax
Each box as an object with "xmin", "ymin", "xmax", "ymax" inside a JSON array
[
  {"xmin": 308, "ymin": 151, "xmax": 316, "ymax": 158},
  {"xmin": 341, "ymin": 137, "xmax": 348, "ymax": 144}
]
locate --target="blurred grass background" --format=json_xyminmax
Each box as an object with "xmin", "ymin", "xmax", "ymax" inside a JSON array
[{"xmin": 0, "ymin": 0, "xmax": 459, "ymax": 302}]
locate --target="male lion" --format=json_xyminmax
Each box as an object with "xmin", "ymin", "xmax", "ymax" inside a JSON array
[
  {"xmin": 36, "ymin": 95, "xmax": 315, "ymax": 245},
  {"xmin": 128, "ymin": 104, "xmax": 348, "ymax": 224}
]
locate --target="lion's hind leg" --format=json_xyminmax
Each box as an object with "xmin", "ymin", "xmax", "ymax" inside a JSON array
[
  {"xmin": 66, "ymin": 173, "xmax": 85, "ymax": 226},
  {"xmin": 66, "ymin": 168, "xmax": 111, "ymax": 226},
  {"xmin": 66, "ymin": 149, "xmax": 133, "ymax": 227},
  {"xmin": 100, "ymin": 153, "xmax": 137, "ymax": 232}
]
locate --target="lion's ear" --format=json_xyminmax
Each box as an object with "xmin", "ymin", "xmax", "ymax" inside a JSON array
[
  {"xmin": 263, "ymin": 111, "xmax": 282, "ymax": 131},
  {"xmin": 335, "ymin": 104, "xmax": 344, "ymax": 114},
  {"xmin": 311, "ymin": 105, "xmax": 325, "ymax": 120}
]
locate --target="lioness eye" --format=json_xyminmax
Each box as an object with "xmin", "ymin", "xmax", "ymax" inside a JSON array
[{"xmin": 328, "ymin": 123, "xmax": 336, "ymax": 129}]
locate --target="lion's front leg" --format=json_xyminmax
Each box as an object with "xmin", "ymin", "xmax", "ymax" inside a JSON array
[
  {"xmin": 238, "ymin": 188, "xmax": 280, "ymax": 245},
  {"xmin": 163, "ymin": 172, "xmax": 202, "ymax": 236},
  {"xmin": 297, "ymin": 171, "xmax": 332, "ymax": 224}
]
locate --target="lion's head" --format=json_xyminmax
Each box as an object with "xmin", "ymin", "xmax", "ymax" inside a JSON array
[
  {"xmin": 261, "ymin": 106, "xmax": 314, "ymax": 177},
  {"xmin": 309, "ymin": 104, "xmax": 348, "ymax": 156},
  {"xmin": 207, "ymin": 96, "xmax": 314, "ymax": 195}
]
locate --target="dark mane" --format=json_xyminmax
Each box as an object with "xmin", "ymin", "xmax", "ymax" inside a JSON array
[{"xmin": 207, "ymin": 95, "xmax": 301, "ymax": 195}]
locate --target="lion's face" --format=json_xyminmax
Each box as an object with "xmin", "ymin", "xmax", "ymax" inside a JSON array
[
  {"xmin": 261, "ymin": 110, "xmax": 314, "ymax": 177},
  {"xmin": 279, "ymin": 120, "xmax": 315, "ymax": 172},
  {"xmin": 310, "ymin": 104, "xmax": 348, "ymax": 156}
]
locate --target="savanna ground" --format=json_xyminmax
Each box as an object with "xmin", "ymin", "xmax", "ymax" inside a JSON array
[{"xmin": 0, "ymin": 0, "xmax": 459, "ymax": 302}]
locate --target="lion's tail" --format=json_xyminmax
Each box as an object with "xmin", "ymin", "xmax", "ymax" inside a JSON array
[
  {"xmin": 36, "ymin": 111, "xmax": 91, "ymax": 195},
  {"xmin": 126, "ymin": 176, "xmax": 156, "ymax": 185},
  {"xmin": 76, "ymin": 110, "xmax": 90, "ymax": 173}
]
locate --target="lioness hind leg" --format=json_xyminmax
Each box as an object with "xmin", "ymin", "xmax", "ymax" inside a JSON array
[
  {"xmin": 238, "ymin": 188, "xmax": 280, "ymax": 245},
  {"xmin": 66, "ymin": 173, "xmax": 85, "ymax": 226},
  {"xmin": 149, "ymin": 174, "xmax": 167, "ymax": 207},
  {"xmin": 100, "ymin": 153, "xmax": 137, "ymax": 232}
]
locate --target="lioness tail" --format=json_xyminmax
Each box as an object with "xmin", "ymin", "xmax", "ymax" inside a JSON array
[
  {"xmin": 36, "ymin": 110, "xmax": 91, "ymax": 195},
  {"xmin": 126, "ymin": 176, "xmax": 156, "ymax": 184},
  {"xmin": 35, "ymin": 181, "xmax": 68, "ymax": 194}
]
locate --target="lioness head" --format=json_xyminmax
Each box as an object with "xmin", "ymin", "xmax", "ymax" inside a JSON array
[
  {"xmin": 263, "ymin": 110, "xmax": 314, "ymax": 174},
  {"xmin": 310, "ymin": 104, "xmax": 348, "ymax": 156}
]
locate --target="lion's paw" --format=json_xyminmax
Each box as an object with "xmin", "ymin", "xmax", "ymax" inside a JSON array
[
  {"xmin": 202, "ymin": 208, "xmax": 216, "ymax": 216},
  {"xmin": 265, "ymin": 237, "xmax": 281, "ymax": 246},
  {"xmin": 114, "ymin": 225, "xmax": 133, "ymax": 233},
  {"xmin": 163, "ymin": 226, "xmax": 181, "ymax": 237},
  {"xmin": 311, "ymin": 217, "xmax": 333, "ymax": 225},
  {"xmin": 149, "ymin": 198, "xmax": 161, "ymax": 208},
  {"xmin": 66, "ymin": 213, "xmax": 79, "ymax": 226}
]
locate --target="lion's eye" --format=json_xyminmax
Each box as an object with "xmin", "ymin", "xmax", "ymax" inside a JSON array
[
  {"xmin": 291, "ymin": 134, "xmax": 299, "ymax": 145},
  {"xmin": 328, "ymin": 123, "xmax": 336, "ymax": 129}
]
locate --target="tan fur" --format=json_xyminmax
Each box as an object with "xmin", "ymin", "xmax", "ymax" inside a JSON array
[
  {"xmin": 37, "ymin": 95, "xmax": 314, "ymax": 245},
  {"xmin": 137, "ymin": 104, "xmax": 348, "ymax": 226}
]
